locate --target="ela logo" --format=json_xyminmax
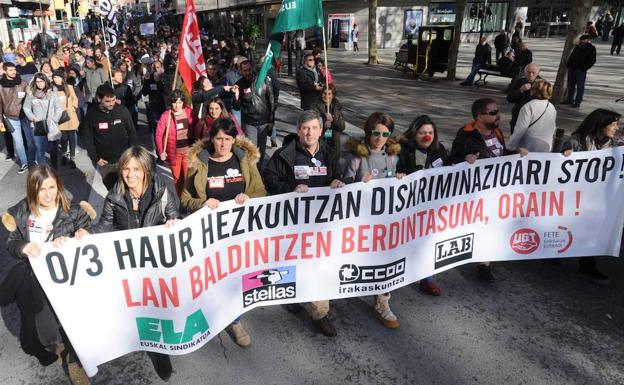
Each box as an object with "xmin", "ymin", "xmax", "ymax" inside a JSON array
[
  {"xmin": 136, "ymin": 309, "xmax": 209, "ymax": 345},
  {"xmin": 242, "ymin": 266, "xmax": 296, "ymax": 307},
  {"xmin": 510, "ymin": 228, "xmax": 540, "ymax": 254},
  {"xmin": 435, "ymin": 234, "xmax": 474, "ymax": 269}
]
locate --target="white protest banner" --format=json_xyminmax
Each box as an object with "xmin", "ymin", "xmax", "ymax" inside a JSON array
[
  {"xmin": 139, "ymin": 23, "xmax": 155, "ymax": 36},
  {"xmin": 30, "ymin": 149, "xmax": 624, "ymax": 376}
]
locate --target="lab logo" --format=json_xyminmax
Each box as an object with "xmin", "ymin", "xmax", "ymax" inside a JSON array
[
  {"xmin": 435, "ymin": 233, "xmax": 474, "ymax": 269},
  {"xmin": 510, "ymin": 228, "xmax": 540, "ymax": 254},
  {"xmin": 242, "ymin": 266, "xmax": 296, "ymax": 307}
]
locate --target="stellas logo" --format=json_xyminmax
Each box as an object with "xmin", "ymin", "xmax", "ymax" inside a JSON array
[
  {"xmin": 510, "ymin": 228, "xmax": 540, "ymax": 254},
  {"xmin": 242, "ymin": 266, "xmax": 296, "ymax": 308},
  {"xmin": 338, "ymin": 259, "xmax": 405, "ymax": 294}
]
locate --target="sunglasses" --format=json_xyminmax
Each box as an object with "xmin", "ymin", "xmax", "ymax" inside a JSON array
[
  {"xmin": 483, "ymin": 110, "xmax": 499, "ymax": 116},
  {"xmin": 371, "ymin": 130, "xmax": 391, "ymax": 138}
]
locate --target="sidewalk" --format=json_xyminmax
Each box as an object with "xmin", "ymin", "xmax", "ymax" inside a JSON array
[{"xmin": 276, "ymin": 37, "xmax": 624, "ymax": 145}]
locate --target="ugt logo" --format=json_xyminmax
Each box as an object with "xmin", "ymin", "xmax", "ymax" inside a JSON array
[
  {"xmin": 435, "ymin": 234, "xmax": 474, "ymax": 269},
  {"xmin": 242, "ymin": 266, "xmax": 296, "ymax": 307},
  {"xmin": 510, "ymin": 228, "xmax": 540, "ymax": 254}
]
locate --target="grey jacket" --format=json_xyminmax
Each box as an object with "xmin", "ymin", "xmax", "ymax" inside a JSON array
[
  {"xmin": 23, "ymin": 90, "xmax": 63, "ymax": 140},
  {"xmin": 84, "ymin": 67, "xmax": 107, "ymax": 102}
]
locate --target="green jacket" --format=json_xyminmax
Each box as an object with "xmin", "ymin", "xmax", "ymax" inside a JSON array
[{"xmin": 181, "ymin": 136, "xmax": 267, "ymax": 212}]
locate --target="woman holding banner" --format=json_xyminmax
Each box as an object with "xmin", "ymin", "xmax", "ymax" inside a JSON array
[
  {"xmin": 1, "ymin": 164, "xmax": 95, "ymax": 385},
  {"xmin": 563, "ymin": 109, "xmax": 621, "ymax": 286},
  {"xmin": 95, "ymin": 146, "xmax": 180, "ymax": 381},
  {"xmin": 343, "ymin": 112, "xmax": 405, "ymax": 329},
  {"xmin": 398, "ymin": 115, "xmax": 449, "ymax": 296},
  {"xmin": 181, "ymin": 118, "xmax": 266, "ymax": 347},
  {"xmin": 155, "ymin": 90, "xmax": 194, "ymax": 196}
]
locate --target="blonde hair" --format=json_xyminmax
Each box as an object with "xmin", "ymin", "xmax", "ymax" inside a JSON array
[
  {"xmin": 117, "ymin": 146, "xmax": 153, "ymax": 194},
  {"xmin": 530, "ymin": 79, "xmax": 553, "ymax": 100},
  {"xmin": 26, "ymin": 164, "xmax": 71, "ymax": 217}
]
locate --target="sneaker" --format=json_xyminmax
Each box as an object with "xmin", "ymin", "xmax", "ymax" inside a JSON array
[
  {"xmin": 419, "ymin": 280, "xmax": 442, "ymax": 296},
  {"xmin": 477, "ymin": 264, "xmax": 495, "ymax": 282},
  {"xmin": 313, "ymin": 316, "xmax": 337, "ymax": 337},
  {"xmin": 571, "ymin": 103, "xmax": 580, "ymax": 108},
  {"xmin": 271, "ymin": 138, "xmax": 278, "ymax": 148},
  {"xmin": 17, "ymin": 164, "xmax": 28, "ymax": 174},
  {"xmin": 374, "ymin": 294, "xmax": 400, "ymax": 329},
  {"xmin": 284, "ymin": 303, "xmax": 303, "ymax": 314},
  {"xmin": 4, "ymin": 156, "xmax": 14, "ymax": 162},
  {"xmin": 579, "ymin": 269, "xmax": 610, "ymax": 286},
  {"xmin": 228, "ymin": 322, "xmax": 251, "ymax": 348}
]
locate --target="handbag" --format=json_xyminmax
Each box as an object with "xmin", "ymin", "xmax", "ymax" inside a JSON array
[
  {"xmin": 2, "ymin": 115, "xmax": 15, "ymax": 133},
  {"xmin": 33, "ymin": 99, "xmax": 51, "ymax": 136},
  {"xmin": 57, "ymin": 92, "xmax": 72, "ymax": 125}
]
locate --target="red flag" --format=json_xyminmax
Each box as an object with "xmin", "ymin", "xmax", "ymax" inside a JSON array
[{"xmin": 178, "ymin": 0, "xmax": 206, "ymax": 92}]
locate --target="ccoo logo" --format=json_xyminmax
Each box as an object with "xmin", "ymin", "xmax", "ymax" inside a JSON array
[{"xmin": 510, "ymin": 228, "xmax": 540, "ymax": 254}]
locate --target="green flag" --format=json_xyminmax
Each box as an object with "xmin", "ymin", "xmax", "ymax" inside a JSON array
[{"xmin": 255, "ymin": 0, "xmax": 324, "ymax": 91}]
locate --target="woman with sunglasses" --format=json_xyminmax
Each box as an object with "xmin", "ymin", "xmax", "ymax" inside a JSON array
[
  {"xmin": 398, "ymin": 115, "xmax": 449, "ymax": 296},
  {"xmin": 343, "ymin": 112, "xmax": 404, "ymax": 329}
]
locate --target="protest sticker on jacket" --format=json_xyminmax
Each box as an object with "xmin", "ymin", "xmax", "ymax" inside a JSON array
[{"xmin": 30, "ymin": 148, "xmax": 624, "ymax": 376}]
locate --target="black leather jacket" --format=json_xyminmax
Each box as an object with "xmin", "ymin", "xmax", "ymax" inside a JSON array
[
  {"xmin": 234, "ymin": 75, "xmax": 277, "ymax": 126},
  {"xmin": 95, "ymin": 173, "xmax": 180, "ymax": 232}
]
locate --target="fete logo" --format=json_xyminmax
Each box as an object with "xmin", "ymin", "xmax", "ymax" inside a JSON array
[
  {"xmin": 510, "ymin": 228, "xmax": 540, "ymax": 254},
  {"xmin": 338, "ymin": 259, "xmax": 405, "ymax": 294},
  {"xmin": 242, "ymin": 266, "xmax": 296, "ymax": 307},
  {"xmin": 543, "ymin": 226, "xmax": 573, "ymax": 254},
  {"xmin": 435, "ymin": 233, "xmax": 474, "ymax": 269}
]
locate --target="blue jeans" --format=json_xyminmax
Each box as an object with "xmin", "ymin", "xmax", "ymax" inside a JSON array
[
  {"xmin": 566, "ymin": 69, "xmax": 587, "ymax": 105},
  {"xmin": 33, "ymin": 134, "xmax": 59, "ymax": 168},
  {"xmin": 7, "ymin": 117, "xmax": 35, "ymax": 166},
  {"xmin": 463, "ymin": 63, "xmax": 481, "ymax": 85}
]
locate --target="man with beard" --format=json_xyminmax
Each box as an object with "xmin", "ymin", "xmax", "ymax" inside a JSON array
[
  {"xmin": 507, "ymin": 63, "xmax": 541, "ymax": 133},
  {"xmin": 450, "ymin": 98, "xmax": 507, "ymax": 282},
  {"xmin": 296, "ymin": 53, "xmax": 325, "ymax": 110}
]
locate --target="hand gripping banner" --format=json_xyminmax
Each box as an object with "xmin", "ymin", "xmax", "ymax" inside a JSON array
[{"xmin": 29, "ymin": 149, "xmax": 624, "ymax": 376}]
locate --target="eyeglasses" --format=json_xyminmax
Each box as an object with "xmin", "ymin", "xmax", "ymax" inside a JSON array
[
  {"xmin": 371, "ymin": 130, "xmax": 391, "ymax": 138},
  {"xmin": 482, "ymin": 110, "xmax": 499, "ymax": 116}
]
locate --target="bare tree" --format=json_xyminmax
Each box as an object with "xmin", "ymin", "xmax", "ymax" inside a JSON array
[
  {"xmin": 447, "ymin": 0, "xmax": 466, "ymax": 80},
  {"xmin": 368, "ymin": 0, "xmax": 378, "ymax": 65},
  {"xmin": 552, "ymin": 0, "xmax": 593, "ymax": 103}
]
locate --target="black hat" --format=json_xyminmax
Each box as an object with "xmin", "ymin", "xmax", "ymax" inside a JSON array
[{"xmin": 52, "ymin": 68, "xmax": 65, "ymax": 78}]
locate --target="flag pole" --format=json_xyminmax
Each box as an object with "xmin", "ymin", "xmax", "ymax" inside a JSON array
[
  {"xmin": 321, "ymin": 23, "xmax": 330, "ymax": 114},
  {"xmin": 161, "ymin": 58, "xmax": 181, "ymax": 156},
  {"xmin": 99, "ymin": 15, "xmax": 113, "ymax": 81}
]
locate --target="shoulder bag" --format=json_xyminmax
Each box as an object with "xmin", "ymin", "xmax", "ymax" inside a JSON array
[{"xmin": 33, "ymin": 99, "xmax": 51, "ymax": 136}]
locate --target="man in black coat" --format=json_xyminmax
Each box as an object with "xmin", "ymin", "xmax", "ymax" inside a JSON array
[
  {"xmin": 263, "ymin": 110, "xmax": 344, "ymax": 337},
  {"xmin": 565, "ymin": 35, "xmax": 596, "ymax": 108},
  {"xmin": 611, "ymin": 24, "xmax": 624, "ymax": 55},
  {"xmin": 296, "ymin": 53, "xmax": 325, "ymax": 109},
  {"xmin": 493, "ymin": 30, "xmax": 509, "ymax": 61},
  {"xmin": 506, "ymin": 63, "xmax": 541, "ymax": 133},
  {"xmin": 460, "ymin": 37, "xmax": 491, "ymax": 86},
  {"xmin": 510, "ymin": 41, "xmax": 533, "ymax": 79}
]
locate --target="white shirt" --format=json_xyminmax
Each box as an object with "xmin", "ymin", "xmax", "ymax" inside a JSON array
[
  {"xmin": 509, "ymin": 99, "xmax": 557, "ymax": 153},
  {"xmin": 28, "ymin": 207, "xmax": 58, "ymax": 244}
]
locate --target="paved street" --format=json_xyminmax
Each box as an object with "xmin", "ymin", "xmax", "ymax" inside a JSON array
[{"xmin": 0, "ymin": 38, "xmax": 623, "ymax": 385}]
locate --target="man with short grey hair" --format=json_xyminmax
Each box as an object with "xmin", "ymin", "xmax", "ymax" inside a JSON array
[
  {"xmin": 263, "ymin": 110, "xmax": 344, "ymax": 337},
  {"xmin": 507, "ymin": 63, "xmax": 541, "ymax": 133}
]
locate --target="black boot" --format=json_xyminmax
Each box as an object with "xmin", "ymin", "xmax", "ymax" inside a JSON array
[{"xmin": 147, "ymin": 352, "xmax": 172, "ymax": 381}]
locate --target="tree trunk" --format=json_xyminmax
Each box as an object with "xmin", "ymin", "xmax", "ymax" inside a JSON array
[
  {"xmin": 367, "ymin": 0, "xmax": 378, "ymax": 65},
  {"xmin": 552, "ymin": 0, "xmax": 593, "ymax": 103},
  {"xmin": 447, "ymin": 0, "xmax": 466, "ymax": 80}
]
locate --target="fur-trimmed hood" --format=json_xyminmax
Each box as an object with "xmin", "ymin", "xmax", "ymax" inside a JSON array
[
  {"xmin": 345, "ymin": 137, "xmax": 401, "ymax": 158},
  {"xmin": 187, "ymin": 136, "xmax": 261, "ymax": 168},
  {"xmin": 2, "ymin": 200, "xmax": 96, "ymax": 233}
]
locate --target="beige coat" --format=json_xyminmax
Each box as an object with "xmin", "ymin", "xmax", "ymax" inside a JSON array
[{"xmin": 57, "ymin": 87, "xmax": 80, "ymax": 131}]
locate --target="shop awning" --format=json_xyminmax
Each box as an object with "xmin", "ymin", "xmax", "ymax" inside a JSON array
[{"xmin": 12, "ymin": 0, "xmax": 51, "ymax": 5}]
